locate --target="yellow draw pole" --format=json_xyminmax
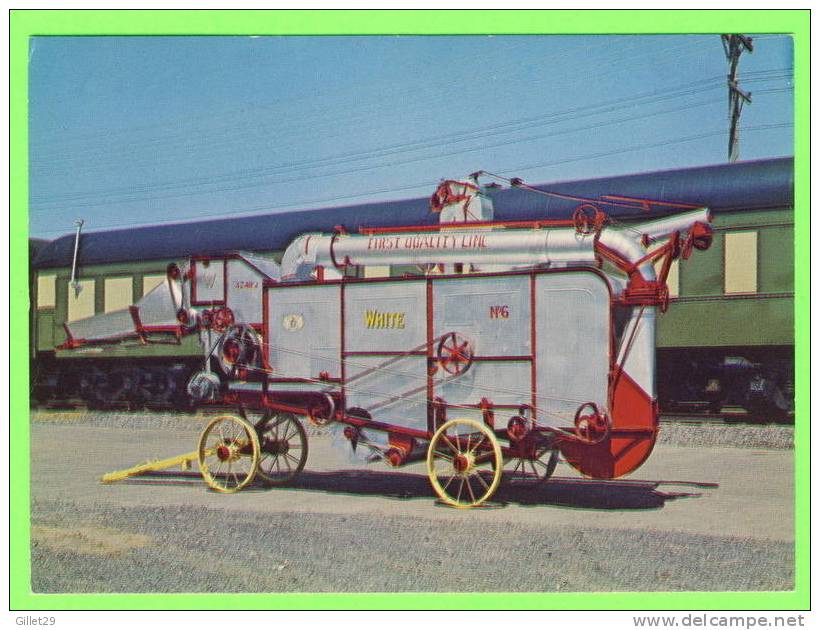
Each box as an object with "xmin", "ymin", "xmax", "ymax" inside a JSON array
[{"xmin": 101, "ymin": 450, "xmax": 210, "ymax": 483}]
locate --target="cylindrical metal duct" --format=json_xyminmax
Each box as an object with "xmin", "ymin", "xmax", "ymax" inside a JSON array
[
  {"xmin": 333, "ymin": 230, "xmax": 598, "ymax": 267},
  {"xmin": 278, "ymin": 209, "xmax": 712, "ymax": 285},
  {"xmin": 281, "ymin": 229, "xmax": 598, "ymax": 278},
  {"xmin": 637, "ymin": 208, "xmax": 712, "ymax": 242}
]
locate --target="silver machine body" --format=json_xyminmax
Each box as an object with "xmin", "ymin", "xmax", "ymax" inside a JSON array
[{"xmin": 263, "ymin": 270, "xmax": 612, "ymax": 431}]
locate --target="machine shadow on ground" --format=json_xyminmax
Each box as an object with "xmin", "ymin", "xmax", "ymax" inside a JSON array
[{"xmin": 133, "ymin": 469, "xmax": 710, "ymax": 511}]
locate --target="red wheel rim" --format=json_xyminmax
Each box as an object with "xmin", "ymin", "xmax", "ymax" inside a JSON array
[{"xmin": 437, "ymin": 333, "xmax": 474, "ymax": 376}]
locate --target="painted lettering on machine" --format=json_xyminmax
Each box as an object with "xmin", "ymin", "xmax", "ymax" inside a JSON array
[
  {"xmin": 201, "ymin": 272, "xmax": 218, "ymax": 289},
  {"xmin": 233, "ymin": 280, "xmax": 258, "ymax": 289},
  {"xmin": 366, "ymin": 233, "xmax": 489, "ymax": 251},
  {"xmin": 489, "ymin": 305, "xmax": 510, "ymax": 319},
  {"xmin": 364, "ymin": 309, "xmax": 406, "ymax": 329}
]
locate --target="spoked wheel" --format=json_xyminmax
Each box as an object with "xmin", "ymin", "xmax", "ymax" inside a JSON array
[
  {"xmin": 198, "ymin": 415, "xmax": 260, "ymax": 493},
  {"xmin": 437, "ymin": 332, "xmax": 474, "ymax": 376},
  {"xmin": 505, "ymin": 435, "xmax": 560, "ymax": 486},
  {"xmin": 427, "ymin": 418, "xmax": 502, "ymax": 508},
  {"xmin": 255, "ymin": 412, "xmax": 308, "ymax": 484}
]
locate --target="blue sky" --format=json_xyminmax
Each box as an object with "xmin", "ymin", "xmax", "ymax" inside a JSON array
[{"xmin": 28, "ymin": 35, "xmax": 793, "ymax": 239}]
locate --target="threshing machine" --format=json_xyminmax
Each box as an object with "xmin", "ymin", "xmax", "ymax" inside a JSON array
[{"xmin": 101, "ymin": 174, "xmax": 713, "ymax": 507}]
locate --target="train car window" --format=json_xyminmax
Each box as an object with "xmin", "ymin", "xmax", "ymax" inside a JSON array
[
  {"xmin": 66, "ymin": 279, "xmax": 96, "ymax": 322},
  {"xmin": 141, "ymin": 273, "xmax": 166, "ymax": 296},
  {"xmin": 104, "ymin": 276, "xmax": 133, "ymax": 313},
  {"xmin": 653, "ymin": 258, "xmax": 679, "ymax": 297},
  {"xmin": 363, "ymin": 265, "xmax": 390, "ymax": 278},
  {"xmin": 36, "ymin": 273, "xmax": 56, "ymax": 309},
  {"xmin": 724, "ymin": 231, "xmax": 758, "ymax": 294}
]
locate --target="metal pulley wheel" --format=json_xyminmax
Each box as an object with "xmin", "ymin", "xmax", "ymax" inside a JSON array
[
  {"xmin": 573, "ymin": 402, "xmax": 611, "ymax": 445},
  {"xmin": 426, "ymin": 418, "xmax": 502, "ymax": 508},
  {"xmin": 187, "ymin": 370, "xmax": 221, "ymax": 402},
  {"xmin": 306, "ymin": 393, "xmax": 336, "ymax": 426},
  {"xmin": 216, "ymin": 324, "xmax": 262, "ymax": 374},
  {"xmin": 211, "ymin": 307, "xmax": 235, "ymax": 333},
  {"xmin": 197, "ymin": 414, "xmax": 260, "ymax": 493},
  {"xmin": 437, "ymin": 332, "xmax": 474, "ymax": 376},
  {"xmin": 573, "ymin": 203, "xmax": 607, "ymax": 236}
]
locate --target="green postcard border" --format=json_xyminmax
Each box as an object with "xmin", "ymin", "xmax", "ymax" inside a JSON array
[{"xmin": 10, "ymin": 9, "xmax": 810, "ymax": 611}]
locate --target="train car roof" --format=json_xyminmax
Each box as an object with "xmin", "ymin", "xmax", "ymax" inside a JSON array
[{"xmin": 32, "ymin": 156, "xmax": 793, "ymax": 269}]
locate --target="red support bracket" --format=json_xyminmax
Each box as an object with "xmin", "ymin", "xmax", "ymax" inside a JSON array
[
  {"xmin": 479, "ymin": 397, "xmax": 495, "ymax": 429},
  {"xmin": 433, "ymin": 397, "xmax": 448, "ymax": 431},
  {"xmin": 681, "ymin": 221, "xmax": 714, "ymax": 259},
  {"xmin": 129, "ymin": 306, "xmax": 148, "ymax": 344},
  {"xmin": 57, "ymin": 323, "xmax": 78, "ymax": 350}
]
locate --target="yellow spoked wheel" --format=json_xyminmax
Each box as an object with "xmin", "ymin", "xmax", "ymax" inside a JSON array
[
  {"xmin": 198, "ymin": 415, "xmax": 260, "ymax": 493},
  {"xmin": 255, "ymin": 412, "xmax": 308, "ymax": 484},
  {"xmin": 427, "ymin": 418, "xmax": 503, "ymax": 508}
]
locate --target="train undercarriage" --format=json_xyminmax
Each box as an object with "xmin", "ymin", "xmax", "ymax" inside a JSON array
[
  {"xmin": 656, "ymin": 346, "xmax": 794, "ymax": 422},
  {"xmin": 31, "ymin": 354, "xmax": 198, "ymax": 410},
  {"xmin": 31, "ymin": 347, "xmax": 795, "ymax": 423}
]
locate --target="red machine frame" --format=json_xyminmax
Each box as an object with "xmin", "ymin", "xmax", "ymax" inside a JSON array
[
  {"xmin": 211, "ymin": 264, "xmax": 657, "ymax": 485},
  {"xmin": 97, "ymin": 185, "xmax": 711, "ymax": 507}
]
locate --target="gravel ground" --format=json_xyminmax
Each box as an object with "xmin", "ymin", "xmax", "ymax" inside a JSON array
[
  {"xmin": 657, "ymin": 422, "xmax": 793, "ymax": 450},
  {"xmin": 29, "ymin": 409, "xmax": 329, "ymax": 436},
  {"xmin": 28, "ymin": 412, "xmax": 794, "ymax": 594},
  {"xmin": 31, "ymin": 498, "xmax": 793, "ymax": 593},
  {"xmin": 31, "ymin": 409, "xmax": 794, "ymax": 450}
]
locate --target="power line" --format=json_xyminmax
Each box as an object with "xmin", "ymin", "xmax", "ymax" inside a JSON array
[
  {"xmin": 31, "ymin": 85, "xmax": 791, "ymax": 213},
  {"xmin": 31, "ymin": 40, "xmax": 759, "ymax": 169},
  {"xmin": 31, "ymin": 72, "xmax": 734, "ymax": 175},
  {"xmin": 31, "ymin": 93, "xmax": 731, "ymax": 211},
  {"xmin": 498, "ymin": 122, "xmax": 790, "ymax": 175},
  {"xmin": 32, "ymin": 81, "xmax": 730, "ymax": 204},
  {"xmin": 30, "ymin": 36, "xmax": 710, "ymax": 153},
  {"xmin": 30, "ymin": 66, "xmax": 792, "ymax": 186},
  {"xmin": 30, "ymin": 121, "xmax": 792, "ymax": 238}
]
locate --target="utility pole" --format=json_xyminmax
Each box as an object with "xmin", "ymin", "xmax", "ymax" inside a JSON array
[{"xmin": 721, "ymin": 34, "xmax": 754, "ymax": 162}]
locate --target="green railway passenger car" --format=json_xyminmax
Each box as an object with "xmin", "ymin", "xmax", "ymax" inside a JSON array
[{"xmin": 30, "ymin": 157, "xmax": 794, "ymax": 419}]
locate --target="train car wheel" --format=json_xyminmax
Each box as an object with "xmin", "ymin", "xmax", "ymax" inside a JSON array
[
  {"xmin": 143, "ymin": 367, "xmax": 176, "ymax": 408},
  {"xmin": 255, "ymin": 412, "xmax": 308, "ymax": 484},
  {"xmin": 197, "ymin": 415, "xmax": 260, "ymax": 493},
  {"xmin": 427, "ymin": 418, "xmax": 502, "ymax": 508},
  {"xmin": 91, "ymin": 368, "xmax": 144, "ymax": 410}
]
